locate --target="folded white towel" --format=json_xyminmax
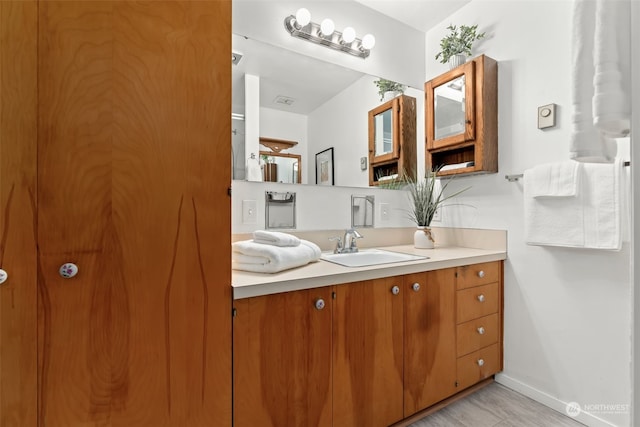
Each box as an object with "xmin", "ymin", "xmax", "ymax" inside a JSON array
[
  {"xmin": 524, "ymin": 158, "xmax": 623, "ymax": 250},
  {"xmin": 232, "ymin": 239, "xmax": 321, "ymax": 273},
  {"xmin": 252, "ymin": 230, "xmax": 300, "ymax": 247},
  {"xmin": 527, "ymin": 161, "xmax": 582, "ymax": 198}
]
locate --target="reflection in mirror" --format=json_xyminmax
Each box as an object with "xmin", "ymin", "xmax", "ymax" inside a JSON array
[
  {"xmin": 231, "ymin": 33, "xmax": 421, "ymax": 188},
  {"xmin": 260, "ymin": 151, "xmax": 301, "ymax": 184},
  {"xmin": 351, "ymin": 195, "xmax": 374, "ymax": 228},
  {"xmin": 265, "ymin": 191, "xmax": 296, "ymax": 229},
  {"xmin": 434, "ymin": 75, "xmax": 466, "ymax": 140},
  {"xmin": 374, "ymin": 109, "xmax": 393, "ymax": 157}
]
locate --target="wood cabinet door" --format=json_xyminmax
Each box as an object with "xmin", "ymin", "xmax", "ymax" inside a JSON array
[
  {"xmin": 403, "ymin": 269, "xmax": 457, "ymax": 415},
  {"xmin": 36, "ymin": 1, "xmax": 231, "ymax": 426},
  {"xmin": 233, "ymin": 288, "xmax": 333, "ymax": 427},
  {"xmin": 0, "ymin": 2, "xmax": 38, "ymax": 426},
  {"xmin": 333, "ymin": 277, "xmax": 404, "ymax": 427}
]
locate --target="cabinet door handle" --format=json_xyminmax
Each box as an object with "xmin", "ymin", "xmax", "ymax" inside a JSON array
[
  {"xmin": 314, "ymin": 298, "xmax": 325, "ymax": 310},
  {"xmin": 391, "ymin": 286, "xmax": 400, "ymax": 295},
  {"xmin": 478, "ymin": 270, "xmax": 485, "ymax": 278},
  {"xmin": 477, "ymin": 294, "xmax": 485, "ymax": 302},
  {"xmin": 0, "ymin": 269, "xmax": 7, "ymax": 285},
  {"xmin": 477, "ymin": 327, "xmax": 485, "ymax": 335},
  {"xmin": 412, "ymin": 283, "xmax": 420, "ymax": 292},
  {"xmin": 477, "ymin": 358, "xmax": 485, "ymax": 367},
  {"xmin": 59, "ymin": 263, "xmax": 79, "ymax": 279}
]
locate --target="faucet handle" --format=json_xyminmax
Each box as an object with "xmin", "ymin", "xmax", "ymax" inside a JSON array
[{"xmin": 329, "ymin": 236, "xmax": 343, "ymax": 253}]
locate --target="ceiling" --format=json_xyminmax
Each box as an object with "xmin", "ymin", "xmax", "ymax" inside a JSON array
[
  {"xmin": 353, "ymin": 0, "xmax": 470, "ymax": 33},
  {"xmin": 232, "ymin": 1, "xmax": 470, "ymax": 117}
]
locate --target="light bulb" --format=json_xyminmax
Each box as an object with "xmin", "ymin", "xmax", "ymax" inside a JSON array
[
  {"xmin": 361, "ymin": 33, "xmax": 376, "ymax": 50},
  {"xmin": 342, "ymin": 27, "xmax": 356, "ymax": 44},
  {"xmin": 320, "ymin": 18, "xmax": 335, "ymax": 36},
  {"xmin": 295, "ymin": 8, "xmax": 311, "ymax": 27}
]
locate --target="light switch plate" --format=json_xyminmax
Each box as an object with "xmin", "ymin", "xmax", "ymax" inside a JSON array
[
  {"xmin": 360, "ymin": 156, "xmax": 368, "ymax": 171},
  {"xmin": 538, "ymin": 103, "xmax": 556, "ymax": 129},
  {"xmin": 242, "ymin": 200, "xmax": 257, "ymax": 224}
]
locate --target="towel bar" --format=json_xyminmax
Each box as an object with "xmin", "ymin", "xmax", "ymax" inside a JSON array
[{"xmin": 505, "ymin": 161, "xmax": 630, "ymax": 182}]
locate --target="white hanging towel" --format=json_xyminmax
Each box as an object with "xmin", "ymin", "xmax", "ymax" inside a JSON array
[
  {"xmin": 245, "ymin": 155, "xmax": 263, "ymax": 182},
  {"xmin": 524, "ymin": 158, "xmax": 623, "ymax": 250},
  {"xmin": 569, "ymin": 0, "xmax": 630, "ymax": 162}
]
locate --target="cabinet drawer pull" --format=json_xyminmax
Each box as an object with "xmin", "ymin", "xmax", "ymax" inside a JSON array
[
  {"xmin": 478, "ymin": 270, "xmax": 485, "ymax": 278},
  {"xmin": 477, "ymin": 294, "xmax": 485, "ymax": 302},
  {"xmin": 314, "ymin": 299, "xmax": 325, "ymax": 310},
  {"xmin": 0, "ymin": 269, "xmax": 7, "ymax": 285},
  {"xmin": 412, "ymin": 283, "xmax": 420, "ymax": 292},
  {"xmin": 477, "ymin": 327, "xmax": 485, "ymax": 335},
  {"xmin": 477, "ymin": 358, "xmax": 485, "ymax": 367},
  {"xmin": 59, "ymin": 263, "xmax": 79, "ymax": 279},
  {"xmin": 391, "ymin": 285, "xmax": 400, "ymax": 295}
]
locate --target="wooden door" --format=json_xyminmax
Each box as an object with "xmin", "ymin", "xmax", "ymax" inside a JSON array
[
  {"xmin": 403, "ymin": 269, "xmax": 457, "ymax": 415},
  {"xmin": 333, "ymin": 277, "xmax": 404, "ymax": 427},
  {"xmin": 0, "ymin": 1, "xmax": 38, "ymax": 426},
  {"xmin": 233, "ymin": 288, "xmax": 333, "ymax": 427},
  {"xmin": 36, "ymin": 1, "xmax": 231, "ymax": 426}
]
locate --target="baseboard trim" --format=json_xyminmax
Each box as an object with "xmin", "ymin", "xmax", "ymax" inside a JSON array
[{"xmin": 495, "ymin": 373, "xmax": 619, "ymax": 427}]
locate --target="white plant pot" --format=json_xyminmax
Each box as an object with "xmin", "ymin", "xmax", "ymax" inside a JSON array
[
  {"xmin": 448, "ymin": 54, "xmax": 466, "ymax": 70},
  {"xmin": 414, "ymin": 227, "xmax": 435, "ymax": 249},
  {"xmin": 382, "ymin": 90, "xmax": 402, "ymax": 102}
]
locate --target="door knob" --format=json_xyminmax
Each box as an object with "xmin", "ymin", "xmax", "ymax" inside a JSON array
[
  {"xmin": 477, "ymin": 327, "xmax": 485, "ymax": 335},
  {"xmin": 314, "ymin": 298, "xmax": 325, "ymax": 310},
  {"xmin": 391, "ymin": 285, "xmax": 400, "ymax": 295},
  {"xmin": 477, "ymin": 294, "xmax": 485, "ymax": 302},
  {"xmin": 478, "ymin": 270, "xmax": 485, "ymax": 278},
  {"xmin": 412, "ymin": 283, "xmax": 420, "ymax": 292},
  {"xmin": 477, "ymin": 358, "xmax": 485, "ymax": 367},
  {"xmin": 0, "ymin": 269, "xmax": 7, "ymax": 285},
  {"xmin": 59, "ymin": 263, "xmax": 78, "ymax": 279}
]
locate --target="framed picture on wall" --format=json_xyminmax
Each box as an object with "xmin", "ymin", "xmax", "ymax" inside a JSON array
[{"xmin": 315, "ymin": 147, "xmax": 334, "ymax": 186}]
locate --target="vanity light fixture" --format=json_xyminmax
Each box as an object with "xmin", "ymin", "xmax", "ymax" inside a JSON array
[{"xmin": 284, "ymin": 8, "xmax": 375, "ymax": 59}]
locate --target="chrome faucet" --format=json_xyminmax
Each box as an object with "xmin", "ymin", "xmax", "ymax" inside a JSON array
[{"xmin": 331, "ymin": 229, "xmax": 363, "ymax": 254}]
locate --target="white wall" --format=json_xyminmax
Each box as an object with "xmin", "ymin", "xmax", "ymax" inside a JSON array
[{"xmin": 426, "ymin": 2, "xmax": 633, "ymax": 426}]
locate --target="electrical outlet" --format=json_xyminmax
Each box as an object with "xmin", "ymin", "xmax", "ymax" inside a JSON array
[
  {"xmin": 242, "ymin": 200, "xmax": 257, "ymax": 224},
  {"xmin": 380, "ymin": 203, "xmax": 390, "ymax": 221},
  {"xmin": 432, "ymin": 206, "xmax": 442, "ymax": 222}
]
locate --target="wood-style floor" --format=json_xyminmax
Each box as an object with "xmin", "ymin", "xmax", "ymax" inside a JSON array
[{"xmin": 408, "ymin": 383, "xmax": 585, "ymax": 427}]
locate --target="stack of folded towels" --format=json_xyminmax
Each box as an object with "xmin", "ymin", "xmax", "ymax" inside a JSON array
[{"xmin": 232, "ymin": 230, "xmax": 321, "ymax": 273}]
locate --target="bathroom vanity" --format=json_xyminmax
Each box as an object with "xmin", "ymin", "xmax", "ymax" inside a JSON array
[{"xmin": 232, "ymin": 230, "xmax": 506, "ymax": 427}]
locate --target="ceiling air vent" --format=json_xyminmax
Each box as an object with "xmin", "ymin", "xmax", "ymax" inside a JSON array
[{"xmin": 273, "ymin": 95, "xmax": 295, "ymax": 106}]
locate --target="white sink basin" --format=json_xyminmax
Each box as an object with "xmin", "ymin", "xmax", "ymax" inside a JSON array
[{"xmin": 321, "ymin": 248, "xmax": 428, "ymax": 268}]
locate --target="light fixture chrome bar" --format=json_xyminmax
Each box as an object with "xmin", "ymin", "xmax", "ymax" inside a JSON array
[{"xmin": 284, "ymin": 15, "xmax": 371, "ymax": 59}]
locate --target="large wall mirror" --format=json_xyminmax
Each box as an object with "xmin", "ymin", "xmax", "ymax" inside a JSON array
[{"xmin": 231, "ymin": 3, "xmax": 425, "ymax": 189}]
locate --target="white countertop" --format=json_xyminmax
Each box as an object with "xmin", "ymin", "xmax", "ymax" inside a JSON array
[{"xmin": 232, "ymin": 244, "xmax": 507, "ymax": 299}]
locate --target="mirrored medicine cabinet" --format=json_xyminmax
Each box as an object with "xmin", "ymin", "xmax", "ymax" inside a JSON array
[
  {"xmin": 425, "ymin": 55, "xmax": 498, "ymax": 177},
  {"xmin": 368, "ymin": 94, "xmax": 417, "ymax": 186}
]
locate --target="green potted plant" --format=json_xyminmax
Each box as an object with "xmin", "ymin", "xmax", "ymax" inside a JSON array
[
  {"xmin": 435, "ymin": 24, "xmax": 485, "ymax": 69},
  {"xmin": 403, "ymin": 167, "xmax": 469, "ymax": 248},
  {"xmin": 373, "ymin": 78, "xmax": 405, "ymax": 102}
]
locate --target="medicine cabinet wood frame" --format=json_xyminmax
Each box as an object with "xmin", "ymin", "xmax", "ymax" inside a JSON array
[
  {"xmin": 425, "ymin": 55, "xmax": 498, "ymax": 177},
  {"xmin": 368, "ymin": 94, "xmax": 417, "ymax": 186}
]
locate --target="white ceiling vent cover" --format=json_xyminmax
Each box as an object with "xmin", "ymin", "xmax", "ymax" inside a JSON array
[{"xmin": 273, "ymin": 95, "xmax": 295, "ymax": 106}]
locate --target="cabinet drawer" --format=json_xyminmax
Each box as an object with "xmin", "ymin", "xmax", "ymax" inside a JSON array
[
  {"xmin": 456, "ymin": 313, "xmax": 499, "ymax": 357},
  {"xmin": 457, "ymin": 262, "xmax": 501, "ymax": 290},
  {"xmin": 456, "ymin": 343, "xmax": 501, "ymax": 390},
  {"xmin": 456, "ymin": 282, "xmax": 499, "ymax": 324}
]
